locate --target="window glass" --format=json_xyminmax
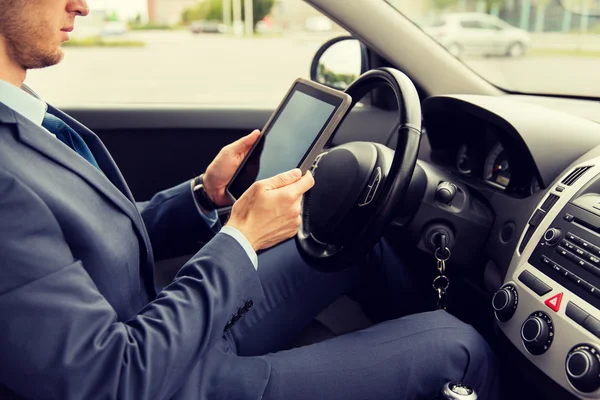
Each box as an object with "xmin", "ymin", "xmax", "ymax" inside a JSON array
[
  {"xmin": 24, "ymin": 0, "xmax": 348, "ymax": 107},
  {"xmin": 460, "ymin": 20, "xmax": 484, "ymax": 29},
  {"xmin": 386, "ymin": 0, "xmax": 600, "ymax": 98}
]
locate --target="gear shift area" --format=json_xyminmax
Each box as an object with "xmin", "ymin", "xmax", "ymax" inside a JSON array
[{"xmin": 439, "ymin": 381, "xmax": 477, "ymax": 400}]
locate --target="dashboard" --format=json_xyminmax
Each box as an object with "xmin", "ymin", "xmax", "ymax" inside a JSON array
[
  {"xmin": 422, "ymin": 95, "xmax": 600, "ymax": 199},
  {"xmin": 436, "ymin": 124, "xmax": 541, "ymax": 197},
  {"xmin": 412, "ymin": 94, "xmax": 600, "ymax": 399}
]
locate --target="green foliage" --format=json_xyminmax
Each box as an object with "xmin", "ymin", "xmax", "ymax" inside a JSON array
[
  {"xmin": 63, "ymin": 37, "xmax": 146, "ymax": 47},
  {"xmin": 317, "ymin": 63, "xmax": 357, "ymax": 90},
  {"xmin": 128, "ymin": 22, "xmax": 173, "ymax": 30},
  {"xmin": 182, "ymin": 0, "xmax": 275, "ymax": 26},
  {"xmin": 431, "ymin": 0, "xmax": 458, "ymax": 10},
  {"xmin": 106, "ymin": 10, "xmax": 119, "ymax": 22},
  {"xmin": 482, "ymin": 0, "xmax": 505, "ymax": 13},
  {"xmin": 430, "ymin": 0, "xmax": 506, "ymax": 13},
  {"xmin": 250, "ymin": 0, "xmax": 276, "ymax": 25}
]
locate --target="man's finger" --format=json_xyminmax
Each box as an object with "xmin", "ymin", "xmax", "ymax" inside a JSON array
[
  {"xmin": 228, "ymin": 130, "xmax": 260, "ymax": 153},
  {"xmin": 286, "ymin": 171, "xmax": 315, "ymax": 197},
  {"xmin": 263, "ymin": 169, "xmax": 302, "ymax": 190}
]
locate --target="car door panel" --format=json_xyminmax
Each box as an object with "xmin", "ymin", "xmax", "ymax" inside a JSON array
[{"xmin": 64, "ymin": 106, "xmax": 398, "ymax": 201}]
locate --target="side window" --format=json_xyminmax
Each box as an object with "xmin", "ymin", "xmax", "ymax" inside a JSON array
[
  {"xmin": 459, "ymin": 20, "xmax": 483, "ymax": 29},
  {"xmin": 24, "ymin": 0, "xmax": 348, "ymax": 107},
  {"xmin": 479, "ymin": 21, "xmax": 503, "ymax": 31}
]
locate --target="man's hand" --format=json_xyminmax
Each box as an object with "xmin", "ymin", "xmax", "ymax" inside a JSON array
[
  {"xmin": 226, "ymin": 169, "xmax": 315, "ymax": 252},
  {"xmin": 203, "ymin": 130, "xmax": 261, "ymax": 207}
]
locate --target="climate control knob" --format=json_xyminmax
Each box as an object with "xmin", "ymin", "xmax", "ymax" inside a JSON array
[
  {"xmin": 544, "ymin": 228, "xmax": 562, "ymax": 246},
  {"xmin": 492, "ymin": 285, "xmax": 518, "ymax": 322},
  {"xmin": 566, "ymin": 345, "xmax": 600, "ymax": 393},
  {"xmin": 521, "ymin": 311, "xmax": 554, "ymax": 355}
]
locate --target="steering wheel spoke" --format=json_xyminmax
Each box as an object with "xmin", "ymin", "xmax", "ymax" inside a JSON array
[{"xmin": 296, "ymin": 68, "xmax": 423, "ymax": 271}]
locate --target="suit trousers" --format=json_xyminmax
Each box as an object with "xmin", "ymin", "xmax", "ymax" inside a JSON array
[{"xmin": 211, "ymin": 239, "xmax": 500, "ymax": 400}]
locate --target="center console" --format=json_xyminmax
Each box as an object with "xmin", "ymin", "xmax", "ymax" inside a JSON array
[{"xmin": 495, "ymin": 162, "xmax": 600, "ymax": 398}]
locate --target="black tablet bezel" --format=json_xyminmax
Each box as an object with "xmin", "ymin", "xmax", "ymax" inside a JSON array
[{"xmin": 226, "ymin": 78, "xmax": 352, "ymax": 201}]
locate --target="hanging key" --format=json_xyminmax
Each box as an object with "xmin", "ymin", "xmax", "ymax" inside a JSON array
[
  {"xmin": 433, "ymin": 274, "xmax": 450, "ymax": 310},
  {"xmin": 433, "ymin": 233, "xmax": 451, "ymax": 310}
]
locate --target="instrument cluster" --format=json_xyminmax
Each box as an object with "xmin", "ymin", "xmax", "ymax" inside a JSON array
[{"xmin": 444, "ymin": 126, "xmax": 542, "ymax": 197}]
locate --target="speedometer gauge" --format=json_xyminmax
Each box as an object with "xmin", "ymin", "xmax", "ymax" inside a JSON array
[
  {"xmin": 456, "ymin": 144, "xmax": 472, "ymax": 174},
  {"xmin": 484, "ymin": 143, "xmax": 511, "ymax": 188}
]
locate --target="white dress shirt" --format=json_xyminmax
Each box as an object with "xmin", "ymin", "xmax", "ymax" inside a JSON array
[{"xmin": 0, "ymin": 80, "xmax": 258, "ymax": 269}]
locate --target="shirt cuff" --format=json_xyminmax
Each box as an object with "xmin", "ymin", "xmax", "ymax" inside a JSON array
[
  {"xmin": 220, "ymin": 226, "xmax": 258, "ymax": 270},
  {"xmin": 190, "ymin": 181, "xmax": 220, "ymax": 232}
]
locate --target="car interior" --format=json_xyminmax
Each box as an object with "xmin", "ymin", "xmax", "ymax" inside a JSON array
[{"xmin": 54, "ymin": 0, "xmax": 600, "ymax": 398}]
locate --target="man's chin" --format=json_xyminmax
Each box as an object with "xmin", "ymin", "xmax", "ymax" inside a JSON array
[{"xmin": 24, "ymin": 49, "xmax": 65, "ymax": 70}]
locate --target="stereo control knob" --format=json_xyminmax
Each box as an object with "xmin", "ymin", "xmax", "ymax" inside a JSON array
[
  {"xmin": 521, "ymin": 312, "xmax": 553, "ymax": 355},
  {"xmin": 566, "ymin": 345, "xmax": 600, "ymax": 393},
  {"xmin": 544, "ymin": 228, "xmax": 562, "ymax": 246},
  {"xmin": 492, "ymin": 285, "xmax": 518, "ymax": 322}
]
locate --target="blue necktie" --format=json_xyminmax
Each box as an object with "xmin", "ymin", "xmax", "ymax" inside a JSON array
[{"xmin": 42, "ymin": 113, "xmax": 101, "ymax": 171}]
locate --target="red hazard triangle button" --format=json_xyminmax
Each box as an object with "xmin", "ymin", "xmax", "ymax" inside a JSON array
[{"xmin": 545, "ymin": 292, "xmax": 563, "ymax": 312}]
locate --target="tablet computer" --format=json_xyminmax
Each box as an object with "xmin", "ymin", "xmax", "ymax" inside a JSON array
[{"xmin": 226, "ymin": 78, "xmax": 352, "ymax": 201}]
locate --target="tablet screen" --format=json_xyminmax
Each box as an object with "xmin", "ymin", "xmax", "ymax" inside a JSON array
[{"xmin": 228, "ymin": 86, "xmax": 338, "ymax": 199}]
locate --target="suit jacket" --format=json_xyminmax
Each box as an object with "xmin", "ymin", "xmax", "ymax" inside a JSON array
[{"xmin": 0, "ymin": 102, "xmax": 269, "ymax": 399}]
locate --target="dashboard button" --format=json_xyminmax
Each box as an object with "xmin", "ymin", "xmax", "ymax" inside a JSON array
[
  {"xmin": 583, "ymin": 316, "xmax": 600, "ymax": 339},
  {"xmin": 540, "ymin": 255, "xmax": 553, "ymax": 267},
  {"xmin": 529, "ymin": 279, "xmax": 552, "ymax": 297},
  {"xmin": 528, "ymin": 209, "xmax": 546, "ymax": 227},
  {"xmin": 579, "ymin": 280, "xmax": 600, "ymax": 297},
  {"xmin": 566, "ymin": 302, "xmax": 590, "ymax": 325},
  {"xmin": 567, "ymin": 232, "xmax": 582, "ymax": 244},
  {"xmin": 544, "ymin": 292, "xmax": 563, "ymax": 312},
  {"xmin": 520, "ymin": 267, "xmax": 552, "ymax": 296},
  {"xmin": 567, "ymin": 271, "xmax": 584, "ymax": 285},
  {"xmin": 551, "ymin": 263, "xmax": 564, "ymax": 274},
  {"xmin": 556, "ymin": 246, "xmax": 571, "ymax": 258},
  {"xmin": 518, "ymin": 270, "xmax": 537, "ymax": 288},
  {"xmin": 589, "ymin": 265, "xmax": 600, "ymax": 279},
  {"xmin": 588, "ymin": 254, "xmax": 600, "ymax": 265},
  {"xmin": 564, "ymin": 213, "xmax": 574, "ymax": 221},
  {"xmin": 577, "ymin": 258, "xmax": 600, "ymax": 278},
  {"xmin": 568, "ymin": 233, "xmax": 586, "ymax": 246},
  {"xmin": 562, "ymin": 239, "xmax": 575, "ymax": 250},
  {"xmin": 581, "ymin": 240, "xmax": 594, "ymax": 251},
  {"xmin": 556, "ymin": 246, "xmax": 580, "ymax": 265}
]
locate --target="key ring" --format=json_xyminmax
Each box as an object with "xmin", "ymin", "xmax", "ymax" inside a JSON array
[
  {"xmin": 435, "ymin": 247, "xmax": 451, "ymax": 262},
  {"xmin": 433, "ymin": 274, "xmax": 450, "ymax": 291}
]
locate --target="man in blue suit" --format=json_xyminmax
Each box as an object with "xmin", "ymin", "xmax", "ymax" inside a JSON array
[{"xmin": 0, "ymin": 1, "xmax": 500, "ymax": 399}]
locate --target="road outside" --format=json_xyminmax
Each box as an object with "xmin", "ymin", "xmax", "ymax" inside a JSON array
[{"xmin": 24, "ymin": 30, "xmax": 600, "ymax": 107}]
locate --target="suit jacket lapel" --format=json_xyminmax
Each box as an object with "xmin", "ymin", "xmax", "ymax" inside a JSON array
[
  {"xmin": 46, "ymin": 105, "xmax": 136, "ymax": 202},
  {"xmin": 1, "ymin": 104, "xmax": 152, "ymax": 265}
]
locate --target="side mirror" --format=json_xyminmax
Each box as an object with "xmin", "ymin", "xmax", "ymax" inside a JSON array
[{"xmin": 310, "ymin": 36, "xmax": 368, "ymax": 90}]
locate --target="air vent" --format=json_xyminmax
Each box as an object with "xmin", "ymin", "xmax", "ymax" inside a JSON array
[
  {"xmin": 518, "ymin": 225, "xmax": 536, "ymax": 254},
  {"xmin": 562, "ymin": 166, "xmax": 593, "ymax": 186},
  {"xmin": 540, "ymin": 194, "xmax": 559, "ymax": 212}
]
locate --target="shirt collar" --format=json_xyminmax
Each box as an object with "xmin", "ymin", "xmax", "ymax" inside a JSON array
[{"xmin": 0, "ymin": 80, "xmax": 47, "ymax": 126}]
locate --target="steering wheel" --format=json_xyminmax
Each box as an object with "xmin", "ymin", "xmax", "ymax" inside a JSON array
[{"xmin": 296, "ymin": 68, "xmax": 422, "ymax": 271}]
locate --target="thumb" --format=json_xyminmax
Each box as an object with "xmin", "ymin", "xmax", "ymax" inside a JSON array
[
  {"xmin": 263, "ymin": 168, "xmax": 303, "ymax": 190},
  {"xmin": 286, "ymin": 170, "xmax": 315, "ymax": 197},
  {"xmin": 229, "ymin": 130, "xmax": 260, "ymax": 153}
]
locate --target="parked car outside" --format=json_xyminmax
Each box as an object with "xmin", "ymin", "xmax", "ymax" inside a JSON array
[
  {"xmin": 304, "ymin": 16, "xmax": 333, "ymax": 32},
  {"xmin": 190, "ymin": 20, "xmax": 227, "ymax": 34},
  {"xmin": 100, "ymin": 21, "xmax": 129, "ymax": 37},
  {"xmin": 420, "ymin": 12, "xmax": 531, "ymax": 58}
]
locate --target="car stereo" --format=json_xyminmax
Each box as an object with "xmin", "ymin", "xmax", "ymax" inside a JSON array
[{"xmin": 529, "ymin": 200, "xmax": 600, "ymax": 310}]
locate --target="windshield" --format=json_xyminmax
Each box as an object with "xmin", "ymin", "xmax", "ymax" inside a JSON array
[{"xmin": 385, "ymin": 0, "xmax": 600, "ymax": 98}]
